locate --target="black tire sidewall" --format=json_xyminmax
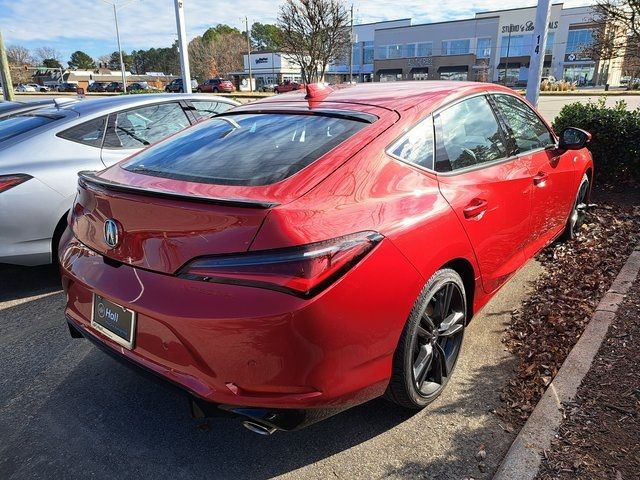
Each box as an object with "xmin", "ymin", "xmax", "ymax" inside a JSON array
[{"xmin": 394, "ymin": 269, "xmax": 467, "ymax": 408}]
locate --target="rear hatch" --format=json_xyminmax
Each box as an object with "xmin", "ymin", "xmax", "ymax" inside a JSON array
[{"xmin": 70, "ymin": 105, "xmax": 397, "ymax": 274}]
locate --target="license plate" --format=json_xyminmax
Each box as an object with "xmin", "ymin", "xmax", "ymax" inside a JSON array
[{"xmin": 91, "ymin": 294, "xmax": 136, "ymax": 349}]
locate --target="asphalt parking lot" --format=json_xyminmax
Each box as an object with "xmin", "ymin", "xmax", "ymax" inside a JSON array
[{"xmin": 0, "ymin": 260, "xmax": 542, "ymax": 480}]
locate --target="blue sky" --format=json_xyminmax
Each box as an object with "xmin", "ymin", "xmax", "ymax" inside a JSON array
[{"xmin": 1, "ymin": 0, "xmax": 594, "ymax": 65}]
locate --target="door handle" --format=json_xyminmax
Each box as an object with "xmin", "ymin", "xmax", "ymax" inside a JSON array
[
  {"xmin": 463, "ymin": 199, "xmax": 488, "ymax": 219},
  {"xmin": 533, "ymin": 171, "xmax": 548, "ymax": 186}
]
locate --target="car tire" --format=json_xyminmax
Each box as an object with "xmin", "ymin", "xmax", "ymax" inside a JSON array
[
  {"xmin": 178, "ymin": 88, "xmax": 183, "ymax": 93},
  {"xmin": 385, "ymin": 268, "xmax": 467, "ymax": 409},
  {"xmin": 213, "ymin": 88, "xmax": 219, "ymax": 93},
  {"xmin": 561, "ymin": 173, "xmax": 590, "ymax": 241},
  {"xmin": 196, "ymin": 88, "xmax": 201, "ymax": 93}
]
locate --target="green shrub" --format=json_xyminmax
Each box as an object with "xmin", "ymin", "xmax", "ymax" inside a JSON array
[{"xmin": 552, "ymin": 98, "xmax": 640, "ymax": 182}]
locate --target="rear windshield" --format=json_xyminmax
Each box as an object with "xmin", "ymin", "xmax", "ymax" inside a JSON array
[
  {"xmin": 123, "ymin": 113, "xmax": 368, "ymax": 186},
  {"xmin": 0, "ymin": 115, "xmax": 60, "ymax": 143}
]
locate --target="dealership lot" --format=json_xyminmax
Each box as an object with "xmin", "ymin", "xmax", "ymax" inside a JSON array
[{"xmin": 0, "ymin": 259, "xmax": 542, "ymax": 479}]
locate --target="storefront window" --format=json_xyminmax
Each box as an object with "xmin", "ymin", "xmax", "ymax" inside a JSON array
[
  {"xmin": 363, "ymin": 42, "xmax": 374, "ymax": 64},
  {"xmin": 388, "ymin": 45, "xmax": 403, "ymax": 59},
  {"xmin": 500, "ymin": 34, "xmax": 533, "ymax": 57},
  {"xmin": 375, "ymin": 46, "xmax": 387, "ymax": 60},
  {"xmin": 405, "ymin": 44, "xmax": 416, "ymax": 58},
  {"xmin": 476, "ymin": 38, "xmax": 491, "ymax": 58},
  {"xmin": 563, "ymin": 65, "xmax": 595, "ymax": 85},
  {"xmin": 417, "ymin": 42, "xmax": 433, "ymax": 57},
  {"xmin": 566, "ymin": 29, "xmax": 594, "ymax": 55},
  {"xmin": 545, "ymin": 32, "xmax": 555, "ymax": 55},
  {"xmin": 442, "ymin": 39, "xmax": 471, "ymax": 55},
  {"xmin": 440, "ymin": 71, "xmax": 468, "ymax": 81}
]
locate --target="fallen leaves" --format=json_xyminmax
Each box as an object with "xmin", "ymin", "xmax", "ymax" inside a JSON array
[{"xmin": 498, "ymin": 199, "xmax": 640, "ymax": 428}]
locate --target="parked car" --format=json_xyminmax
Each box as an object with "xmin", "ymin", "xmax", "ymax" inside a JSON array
[
  {"xmin": 57, "ymin": 83, "xmax": 79, "ymax": 92},
  {"xmin": 274, "ymin": 80, "xmax": 305, "ymax": 93},
  {"xmin": 105, "ymin": 82, "xmax": 124, "ymax": 92},
  {"xmin": 28, "ymin": 83, "xmax": 50, "ymax": 92},
  {"xmin": 15, "ymin": 84, "xmax": 36, "ymax": 92},
  {"xmin": 128, "ymin": 82, "xmax": 152, "ymax": 91},
  {"xmin": 0, "ymin": 99, "xmax": 76, "ymax": 119},
  {"xmin": 88, "ymin": 82, "xmax": 109, "ymax": 92},
  {"xmin": 165, "ymin": 79, "xmax": 184, "ymax": 93},
  {"xmin": 0, "ymin": 93, "xmax": 239, "ymax": 266},
  {"xmin": 197, "ymin": 78, "xmax": 235, "ymax": 93},
  {"xmin": 260, "ymin": 83, "xmax": 277, "ymax": 92},
  {"xmin": 59, "ymin": 82, "xmax": 593, "ymax": 434}
]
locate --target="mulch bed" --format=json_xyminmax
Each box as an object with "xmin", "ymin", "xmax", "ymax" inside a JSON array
[
  {"xmin": 497, "ymin": 185, "xmax": 640, "ymax": 431},
  {"xmin": 536, "ymin": 275, "xmax": 640, "ymax": 480}
]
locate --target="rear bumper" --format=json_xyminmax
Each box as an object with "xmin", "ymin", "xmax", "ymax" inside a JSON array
[{"xmin": 60, "ymin": 233, "xmax": 423, "ymax": 414}]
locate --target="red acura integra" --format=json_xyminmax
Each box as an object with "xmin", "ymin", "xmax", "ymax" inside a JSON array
[{"xmin": 60, "ymin": 82, "xmax": 592, "ymax": 434}]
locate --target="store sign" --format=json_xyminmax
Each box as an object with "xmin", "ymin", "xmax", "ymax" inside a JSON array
[
  {"xmin": 255, "ymin": 57, "xmax": 269, "ymax": 64},
  {"xmin": 408, "ymin": 57, "xmax": 433, "ymax": 67},
  {"xmin": 501, "ymin": 20, "xmax": 558, "ymax": 34}
]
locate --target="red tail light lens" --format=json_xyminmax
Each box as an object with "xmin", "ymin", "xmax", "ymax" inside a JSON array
[
  {"xmin": 0, "ymin": 174, "xmax": 32, "ymax": 193},
  {"xmin": 179, "ymin": 231, "xmax": 383, "ymax": 297}
]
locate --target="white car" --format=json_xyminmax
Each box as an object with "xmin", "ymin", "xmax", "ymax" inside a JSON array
[
  {"xmin": 15, "ymin": 84, "xmax": 37, "ymax": 92},
  {"xmin": 0, "ymin": 94, "xmax": 239, "ymax": 265},
  {"xmin": 28, "ymin": 83, "xmax": 49, "ymax": 92}
]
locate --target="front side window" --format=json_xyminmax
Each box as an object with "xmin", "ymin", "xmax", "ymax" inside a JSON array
[
  {"xmin": 123, "ymin": 113, "xmax": 370, "ymax": 186},
  {"xmin": 388, "ymin": 116, "xmax": 434, "ymax": 169},
  {"xmin": 434, "ymin": 96, "xmax": 507, "ymax": 172},
  {"xmin": 492, "ymin": 94, "xmax": 554, "ymax": 154},
  {"xmin": 58, "ymin": 116, "xmax": 107, "ymax": 147},
  {"xmin": 190, "ymin": 101, "xmax": 234, "ymax": 121},
  {"xmin": 104, "ymin": 102, "xmax": 190, "ymax": 149},
  {"xmin": 442, "ymin": 39, "xmax": 471, "ymax": 55}
]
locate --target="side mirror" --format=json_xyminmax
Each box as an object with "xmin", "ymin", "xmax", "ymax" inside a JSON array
[{"xmin": 558, "ymin": 127, "xmax": 591, "ymax": 150}]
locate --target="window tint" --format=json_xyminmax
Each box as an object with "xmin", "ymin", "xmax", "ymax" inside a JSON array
[
  {"xmin": 389, "ymin": 116, "xmax": 434, "ymax": 169},
  {"xmin": 123, "ymin": 113, "xmax": 368, "ymax": 186},
  {"xmin": 191, "ymin": 101, "xmax": 233, "ymax": 121},
  {"xmin": 58, "ymin": 116, "xmax": 107, "ymax": 147},
  {"xmin": 434, "ymin": 96, "xmax": 507, "ymax": 172},
  {"xmin": 492, "ymin": 94, "xmax": 554, "ymax": 153},
  {"xmin": 104, "ymin": 103, "xmax": 189, "ymax": 149},
  {"xmin": 0, "ymin": 115, "xmax": 60, "ymax": 143}
]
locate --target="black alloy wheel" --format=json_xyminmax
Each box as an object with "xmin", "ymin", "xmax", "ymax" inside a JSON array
[
  {"xmin": 562, "ymin": 173, "xmax": 590, "ymax": 240},
  {"xmin": 386, "ymin": 269, "xmax": 467, "ymax": 409}
]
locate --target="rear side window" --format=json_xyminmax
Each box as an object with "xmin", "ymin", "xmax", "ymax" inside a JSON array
[
  {"xmin": 492, "ymin": 94, "xmax": 554, "ymax": 153},
  {"xmin": 58, "ymin": 116, "xmax": 107, "ymax": 147},
  {"xmin": 434, "ymin": 96, "xmax": 507, "ymax": 172},
  {"xmin": 388, "ymin": 116, "xmax": 434, "ymax": 169},
  {"xmin": 0, "ymin": 115, "xmax": 60, "ymax": 143},
  {"xmin": 123, "ymin": 113, "xmax": 368, "ymax": 186},
  {"xmin": 103, "ymin": 103, "xmax": 190, "ymax": 149},
  {"xmin": 191, "ymin": 101, "xmax": 233, "ymax": 121}
]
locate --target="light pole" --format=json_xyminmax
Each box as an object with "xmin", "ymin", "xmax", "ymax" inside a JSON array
[
  {"xmin": 526, "ymin": 0, "xmax": 552, "ymax": 106},
  {"xmin": 102, "ymin": 0, "xmax": 134, "ymax": 93},
  {"xmin": 174, "ymin": 0, "xmax": 192, "ymax": 93},
  {"xmin": 348, "ymin": 4, "xmax": 353, "ymax": 84},
  {"xmin": 245, "ymin": 16, "xmax": 253, "ymax": 92},
  {"xmin": 0, "ymin": 30, "xmax": 15, "ymax": 100}
]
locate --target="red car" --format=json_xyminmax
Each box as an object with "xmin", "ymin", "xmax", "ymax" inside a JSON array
[
  {"xmin": 60, "ymin": 82, "xmax": 592, "ymax": 434},
  {"xmin": 274, "ymin": 80, "xmax": 305, "ymax": 93},
  {"xmin": 196, "ymin": 78, "xmax": 236, "ymax": 93}
]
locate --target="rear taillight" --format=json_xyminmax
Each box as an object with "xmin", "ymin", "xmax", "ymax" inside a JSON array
[
  {"xmin": 179, "ymin": 231, "xmax": 383, "ymax": 297},
  {"xmin": 0, "ymin": 174, "xmax": 32, "ymax": 193}
]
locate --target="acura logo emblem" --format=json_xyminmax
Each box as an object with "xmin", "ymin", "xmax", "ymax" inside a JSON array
[{"xmin": 104, "ymin": 219, "xmax": 120, "ymax": 248}]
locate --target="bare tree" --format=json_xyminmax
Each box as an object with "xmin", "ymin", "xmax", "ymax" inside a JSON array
[
  {"xmin": 6, "ymin": 45, "xmax": 33, "ymax": 66},
  {"xmin": 188, "ymin": 32, "xmax": 245, "ymax": 82},
  {"xmin": 34, "ymin": 47, "xmax": 61, "ymax": 64},
  {"xmin": 277, "ymin": 0, "xmax": 350, "ymax": 83},
  {"xmin": 590, "ymin": 1, "xmax": 640, "ymax": 86}
]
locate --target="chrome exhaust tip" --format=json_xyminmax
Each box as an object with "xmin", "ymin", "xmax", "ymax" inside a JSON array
[{"xmin": 242, "ymin": 420, "xmax": 277, "ymax": 435}]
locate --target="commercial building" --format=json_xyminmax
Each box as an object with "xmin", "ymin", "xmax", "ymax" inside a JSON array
[
  {"xmin": 234, "ymin": 3, "xmax": 623, "ymax": 88},
  {"xmin": 373, "ymin": 4, "xmax": 621, "ymax": 86}
]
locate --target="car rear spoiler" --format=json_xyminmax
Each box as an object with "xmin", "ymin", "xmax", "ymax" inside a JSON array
[{"xmin": 77, "ymin": 171, "xmax": 279, "ymax": 209}]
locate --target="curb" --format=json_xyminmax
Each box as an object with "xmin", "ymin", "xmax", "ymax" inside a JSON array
[{"xmin": 494, "ymin": 243, "xmax": 640, "ymax": 480}]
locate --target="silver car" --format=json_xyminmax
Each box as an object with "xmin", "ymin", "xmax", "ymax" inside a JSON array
[{"xmin": 0, "ymin": 94, "xmax": 239, "ymax": 266}]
